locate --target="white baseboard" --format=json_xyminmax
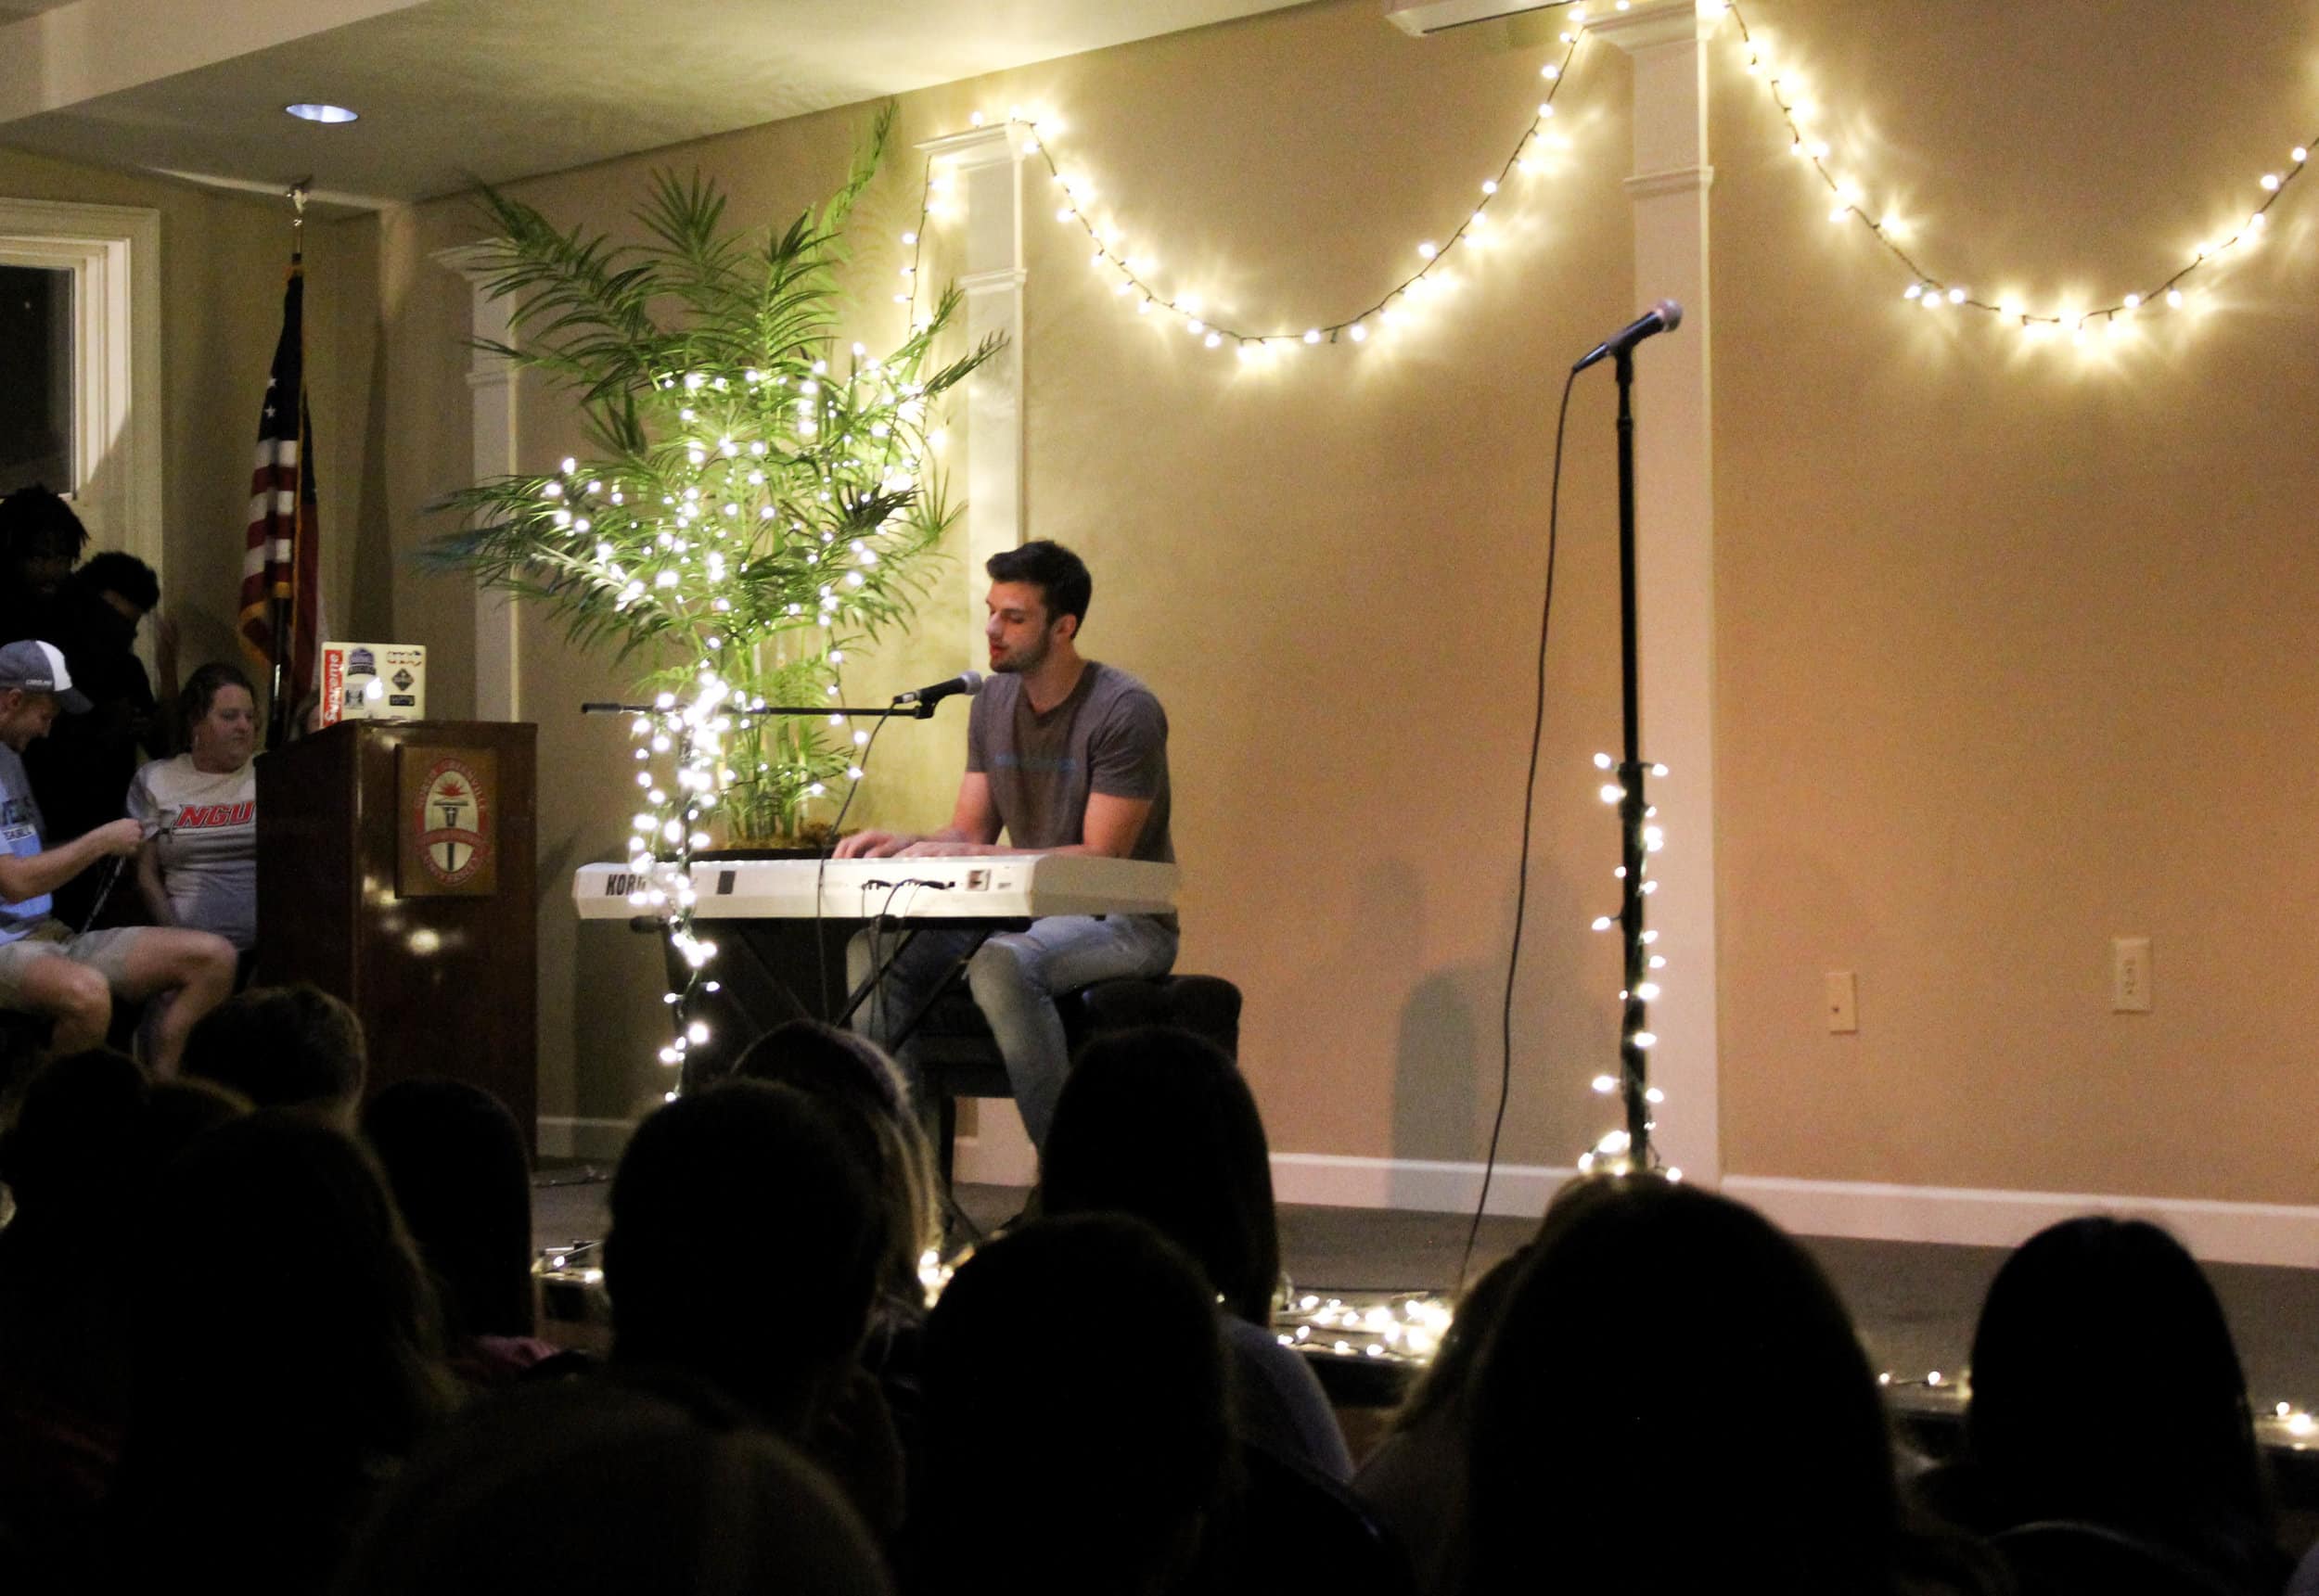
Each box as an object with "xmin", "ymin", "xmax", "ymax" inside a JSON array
[
  {"xmin": 536, "ymin": 1116, "xmax": 637, "ymax": 1163},
  {"xmin": 1270, "ymin": 1152, "xmax": 1577, "ymax": 1218},
  {"xmin": 1723, "ymin": 1174, "xmax": 2319, "ymax": 1270}
]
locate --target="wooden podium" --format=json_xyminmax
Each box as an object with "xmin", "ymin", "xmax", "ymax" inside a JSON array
[{"xmin": 255, "ymin": 721, "xmax": 537, "ymax": 1150}]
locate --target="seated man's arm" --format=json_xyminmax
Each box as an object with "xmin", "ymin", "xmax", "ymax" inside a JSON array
[
  {"xmin": 0, "ymin": 819, "xmax": 145, "ymax": 907},
  {"xmin": 838, "ymin": 773, "xmax": 1004, "ymax": 859},
  {"xmin": 940, "ymin": 772, "xmax": 1005, "ymax": 847},
  {"xmin": 902, "ymin": 785, "xmax": 1151, "ymax": 860},
  {"xmin": 1052, "ymin": 689, "xmax": 1162, "ymax": 858},
  {"xmin": 1061, "ymin": 791, "xmax": 1154, "ymax": 859}
]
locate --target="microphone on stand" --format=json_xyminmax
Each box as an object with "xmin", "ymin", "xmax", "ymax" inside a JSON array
[
  {"xmin": 893, "ymin": 670, "xmax": 985, "ymax": 712},
  {"xmin": 1571, "ymin": 300, "xmax": 1684, "ymax": 374}
]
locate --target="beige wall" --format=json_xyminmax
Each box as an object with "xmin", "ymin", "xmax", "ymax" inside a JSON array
[
  {"xmin": 0, "ymin": 147, "xmax": 353, "ymax": 690},
  {"xmin": 330, "ymin": 0, "xmax": 2319, "ymax": 1205},
  {"xmin": 1711, "ymin": 0, "xmax": 2319, "ymax": 1203}
]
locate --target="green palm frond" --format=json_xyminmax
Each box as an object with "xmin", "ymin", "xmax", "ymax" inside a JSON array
[{"xmin": 427, "ymin": 102, "xmax": 1000, "ymax": 840}]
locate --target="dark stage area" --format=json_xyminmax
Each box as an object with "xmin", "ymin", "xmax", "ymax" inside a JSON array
[
  {"xmin": 533, "ymin": 1172, "xmax": 2319, "ymax": 1417},
  {"xmin": 525, "ymin": 1168, "xmax": 2319, "ymax": 1551}
]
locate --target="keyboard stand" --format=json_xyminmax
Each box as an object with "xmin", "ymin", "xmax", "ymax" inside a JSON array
[{"xmin": 837, "ymin": 925, "xmax": 1001, "ymax": 1054}]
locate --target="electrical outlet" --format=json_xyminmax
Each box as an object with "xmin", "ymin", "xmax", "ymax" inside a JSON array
[
  {"xmin": 2112, "ymin": 937, "xmax": 2153, "ymax": 1013},
  {"xmin": 1825, "ymin": 970, "xmax": 1858, "ymax": 1033}
]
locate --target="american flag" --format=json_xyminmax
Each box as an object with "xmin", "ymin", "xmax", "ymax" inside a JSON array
[{"xmin": 237, "ymin": 261, "xmax": 321, "ymax": 734}]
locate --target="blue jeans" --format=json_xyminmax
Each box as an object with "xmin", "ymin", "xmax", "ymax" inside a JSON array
[{"xmin": 845, "ymin": 913, "xmax": 1179, "ymax": 1147}]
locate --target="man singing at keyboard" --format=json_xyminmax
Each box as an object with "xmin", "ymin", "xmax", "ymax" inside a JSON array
[{"xmin": 834, "ymin": 540, "xmax": 1175, "ymax": 1147}]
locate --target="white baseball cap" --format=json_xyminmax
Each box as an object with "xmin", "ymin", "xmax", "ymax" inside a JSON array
[{"xmin": 0, "ymin": 640, "xmax": 94, "ymax": 712}]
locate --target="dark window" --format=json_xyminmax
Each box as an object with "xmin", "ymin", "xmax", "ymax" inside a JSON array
[{"xmin": 0, "ymin": 263, "xmax": 73, "ymax": 496}]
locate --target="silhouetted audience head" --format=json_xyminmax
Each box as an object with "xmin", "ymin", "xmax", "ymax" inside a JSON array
[
  {"xmin": 604, "ymin": 1079, "xmax": 883, "ymax": 1434},
  {"xmin": 339, "ymin": 1381, "xmax": 893, "ymax": 1596},
  {"xmin": 181, "ymin": 982, "xmax": 367, "ymax": 1122},
  {"xmin": 1345, "ymin": 1242, "xmax": 1531, "ymax": 1596},
  {"xmin": 1385, "ymin": 1244, "xmax": 1529, "ymax": 1442},
  {"xmin": 0, "ymin": 484, "xmax": 87, "ymax": 603},
  {"xmin": 116, "ymin": 1110, "xmax": 454, "ymax": 1594},
  {"xmin": 67, "ymin": 550, "xmax": 160, "ymax": 610},
  {"xmin": 1967, "ymin": 1216, "xmax": 2271, "ymax": 1554},
  {"xmin": 1463, "ymin": 1174, "xmax": 1900, "ymax": 1595},
  {"xmin": 916, "ymin": 1214, "xmax": 1232, "ymax": 1596},
  {"xmin": 732, "ymin": 1020, "xmax": 938, "ymax": 1305},
  {"xmin": 0, "ymin": 1049, "xmax": 245, "ymax": 1258},
  {"xmin": 1041, "ymin": 1026, "xmax": 1280, "ymax": 1324},
  {"xmin": 0, "ymin": 1053, "xmax": 245, "ymax": 1568},
  {"xmin": 362, "ymin": 1079, "xmax": 536, "ymax": 1345}
]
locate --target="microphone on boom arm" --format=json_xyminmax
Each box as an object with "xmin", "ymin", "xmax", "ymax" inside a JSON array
[
  {"xmin": 1571, "ymin": 300, "xmax": 1684, "ymax": 374},
  {"xmin": 893, "ymin": 670, "xmax": 985, "ymax": 716}
]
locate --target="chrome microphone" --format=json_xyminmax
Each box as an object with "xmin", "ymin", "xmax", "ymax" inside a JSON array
[
  {"xmin": 1572, "ymin": 300, "xmax": 1684, "ymax": 373},
  {"xmin": 893, "ymin": 670, "xmax": 985, "ymax": 709}
]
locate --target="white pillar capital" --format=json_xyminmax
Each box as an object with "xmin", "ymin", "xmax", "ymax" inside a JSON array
[{"xmin": 1584, "ymin": 0, "xmax": 1725, "ymax": 55}]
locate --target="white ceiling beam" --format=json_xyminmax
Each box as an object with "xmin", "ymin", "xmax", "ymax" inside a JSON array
[{"xmin": 1383, "ymin": 0, "xmax": 1561, "ymax": 39}]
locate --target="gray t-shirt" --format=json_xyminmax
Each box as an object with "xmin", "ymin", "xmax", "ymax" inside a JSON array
[
  {"xmin": 0, "ymin": 745, "xmax": 53, "ymax": 942},
  {"xmin": 967, "ymin": 661, "xmax": 1172, "ymax": 865},
  {"xmin": 127, "ymin": 754, "xmax": 258, "ymax": 951}
]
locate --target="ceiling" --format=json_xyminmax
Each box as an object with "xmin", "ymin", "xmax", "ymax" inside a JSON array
[{"xmin": 0, "ymin": 0, "xmax": 1316, "ymax": 208}]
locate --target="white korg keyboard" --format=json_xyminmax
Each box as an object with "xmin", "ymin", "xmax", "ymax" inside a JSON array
[{"xmin": 572, "ymin": 853, "xmax": 1179, "ymax": 921}]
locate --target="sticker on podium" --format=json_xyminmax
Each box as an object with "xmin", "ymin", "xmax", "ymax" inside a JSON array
[
  {"xmin": 320, "ymin": 642, "xmax": 427, "ymax": 725},
  {"xmin": 398, "ymin": 747, "xmax": 498, "ymax": 897}
]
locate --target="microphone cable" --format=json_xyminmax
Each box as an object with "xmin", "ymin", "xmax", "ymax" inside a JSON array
[
  {"xmin": 1458, "ymin": 363, "xmax": 1580, "ymax": 1295},
  {"xmin": 78, "ymin": 818, "xmax": 162, "ymax": 935},
  {"xmin": 78, "ymin": 855, "xmax": 128, "ymax": 936}
]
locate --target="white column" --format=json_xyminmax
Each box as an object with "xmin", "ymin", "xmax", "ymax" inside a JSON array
[
  {"xmin": 913, "ymin": 124, "xmax": 1039, "ymax": 1185},
  {"xmin": 431, "ymin": 243, "xmax": 520, "ymax": 722},
  {"xmin": 917, "ymin": 124, "xmax": 1029, "ymax": 655},
  {"xmin": 1588, "ymin": 0, "xmax": 1722, "ymax": 1184}
]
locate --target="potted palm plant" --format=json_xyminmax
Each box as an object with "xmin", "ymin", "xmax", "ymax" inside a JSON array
[{"xmin": 429, "ymin": 107, "xmax": 994, "ymax": 1079}]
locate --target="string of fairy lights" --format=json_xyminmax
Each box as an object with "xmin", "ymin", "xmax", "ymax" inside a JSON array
[
  {"xmin": 1582, "ymin": 750, "xmax": 1676, "ymax": 1181},
  {"xmin": 1724, "ymin": 1, "xmax": 2315, "ymax": 338},
  {"xmin": 933, "ymin": 13, "xmax": 1585, "ymax": 356},
  {"xmin": 913, "ymin": 0, "xmax": 2313, "ymax": 361}
]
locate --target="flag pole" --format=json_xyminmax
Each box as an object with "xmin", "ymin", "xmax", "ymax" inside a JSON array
[{"xmin": 264, "ymin": 182, "xmax": 310, "ymax": 747}]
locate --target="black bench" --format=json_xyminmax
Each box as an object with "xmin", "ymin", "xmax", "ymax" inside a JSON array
[{"xmin": 911, "ymin": 973, "xmax": 1242, "ymax": 1181}]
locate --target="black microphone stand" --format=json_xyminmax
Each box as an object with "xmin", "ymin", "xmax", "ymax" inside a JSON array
[{"xmin": 1611, "ymin": 348, "xmax": 1654, "ymax": 1171}]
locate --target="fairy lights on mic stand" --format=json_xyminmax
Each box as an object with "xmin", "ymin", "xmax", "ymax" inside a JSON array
[
  {"xmin": 1573, "ymin": 324, "xmax": 1678, "ymax": 1182},
  {"xmin": 1726, "ymin": 0, "xmax": 2315, "ymax": 341}
]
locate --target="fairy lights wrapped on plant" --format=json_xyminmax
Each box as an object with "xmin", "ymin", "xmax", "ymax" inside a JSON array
[{"xmin": 429, "ymin": 106, "xmax": 997, "ymax": 1080}]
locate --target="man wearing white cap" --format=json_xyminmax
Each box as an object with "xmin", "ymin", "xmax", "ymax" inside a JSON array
[{"xmin": 0, "ymin": 639, "xmax": 237, "ymax": 1074}]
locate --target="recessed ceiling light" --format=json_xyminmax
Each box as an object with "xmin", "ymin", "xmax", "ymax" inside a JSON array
[{"xmin": 285, "ymin": 103, "xmax": 358, "ymax": 124}]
